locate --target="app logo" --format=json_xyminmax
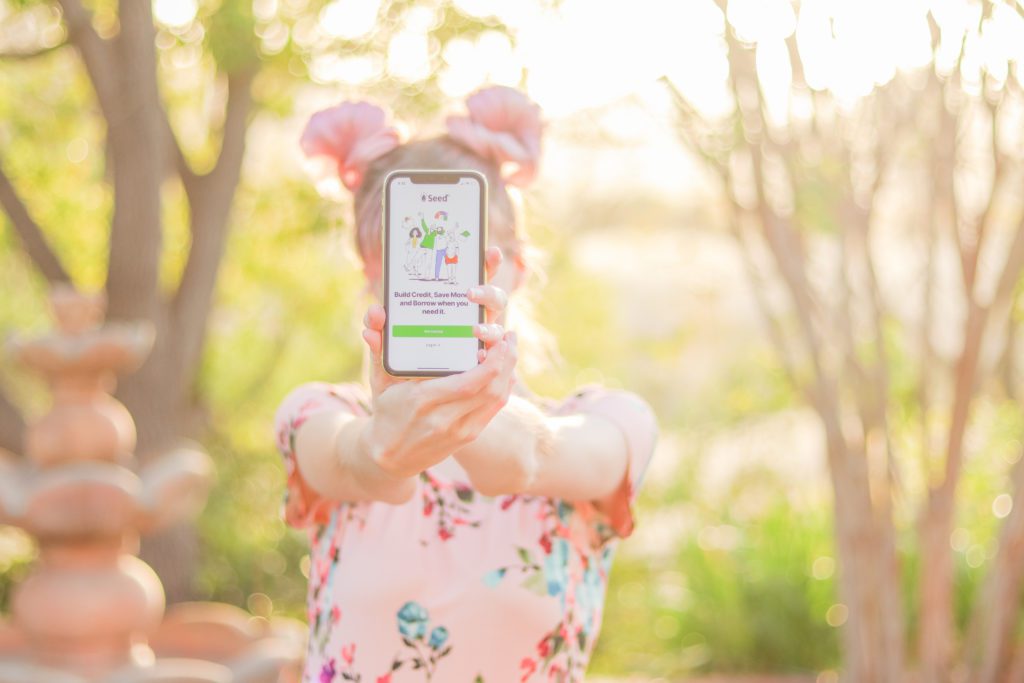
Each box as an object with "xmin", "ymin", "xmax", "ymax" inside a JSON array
[{"xmin": 423, "ymin": 193, "xmax": 449, "ymax": 203}]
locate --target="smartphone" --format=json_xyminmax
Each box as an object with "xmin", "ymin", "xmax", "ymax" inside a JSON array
[{"xmin": 382, "ymin": 169, "xmax": 487, "ymax": 376}]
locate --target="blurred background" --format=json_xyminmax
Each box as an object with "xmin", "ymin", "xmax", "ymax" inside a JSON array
[{"xmin": 2, "ymin": 0, "xmax": 1024, "ymax": 681}]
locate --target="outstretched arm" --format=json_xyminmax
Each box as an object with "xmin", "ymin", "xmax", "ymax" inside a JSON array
[
  {"xmin": 275, "ymin": 385, "xmax": 417, "ymax": 512},
  {"xmin": 452, "ymin": 395, "xmax": 629, "ymax": 500},
  {"xmin": 291, "ymin": 408, "xmax": 415, "ymax": 504},
  {"xmin": 454, "ymin": 388, "xmax": 656, "ymax": 539}
]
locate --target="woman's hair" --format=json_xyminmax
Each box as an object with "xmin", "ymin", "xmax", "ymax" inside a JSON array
[
  {"xmin": 409, "ymin": 227, "xmax": 422, "ymax": 239},
  {"xmin": 300, "ymin": 87, "xmax": 542, "ymax": 288}
]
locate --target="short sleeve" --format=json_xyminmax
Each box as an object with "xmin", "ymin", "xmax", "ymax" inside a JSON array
[
  {"xmin": 273, "ymin": 382, "xmax": 370, "ymax": 529},
  {"xmin": 560, "ymin": 386, "xmax": 658, "ymax": 542}
]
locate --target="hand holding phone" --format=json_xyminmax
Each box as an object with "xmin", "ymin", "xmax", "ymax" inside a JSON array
[{"xmin": 358, "ymin": 266, "xmax": 517, "ymax": 478}]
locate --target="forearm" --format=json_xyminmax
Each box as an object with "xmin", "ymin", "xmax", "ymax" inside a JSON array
[
  {"xmin": 295, "ymin": 412, "xmax": 417, "ymax": 504},
  {"xmin": 527, "ymin": 413, "xmax": 627, "ymax": 501},
  {"xmin": 453, "ymin": 396, "xmax": 628, "ymax": 501},
  {"xmin": 452, "ymin": 396, "xmax": 548, "ymax": 496}
]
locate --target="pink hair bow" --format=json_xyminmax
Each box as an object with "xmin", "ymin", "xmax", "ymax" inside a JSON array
[
  {"xmin": 300, "ymin": 101, "xmax": 402, "ymax": 192},
  {"xmin": 446, "ymin": 86, "xmax": 543, "ymax": 186}
]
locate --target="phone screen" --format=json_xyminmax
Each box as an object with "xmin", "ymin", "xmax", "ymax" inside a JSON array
[{"xmin": 383, "ymin": 170, "xmax": 486, "ymax": 376}]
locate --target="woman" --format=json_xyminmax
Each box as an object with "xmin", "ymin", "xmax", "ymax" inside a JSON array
[
  {"xmin": 404, "ymin": 221, "xmax": 423, "ymax": 277},
  {"xmin": 281, "ymin": 86, "xmax": 657, "ymax": 682},
  {"xmin": 444, "ymin": 225, "xmax": 460, "ymax": 284}
]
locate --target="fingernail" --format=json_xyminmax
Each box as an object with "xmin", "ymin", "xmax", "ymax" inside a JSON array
[{"xmin": 468, "ymin": 287, "xmax": 481, "ymax": 298}]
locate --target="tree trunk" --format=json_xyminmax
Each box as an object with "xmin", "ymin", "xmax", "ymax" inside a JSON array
[
  {"xmin": 919, "ymin": 495, "xmax": 956, "ymax": 683},
  {"xmin": 824, "ymin": 418, "xmax": 903, "ymax": 682},
  {"xmin": 966, "ymin": 447, "xmax": 1024, "ymax": 682}
]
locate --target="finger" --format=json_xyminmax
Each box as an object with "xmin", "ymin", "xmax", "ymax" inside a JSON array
[
  {"xmin": 467, "ymin": 284, "xmax": 508, "ymax": 322},
  {"xmin": 419, "ymin": 340, "xmax": 508, "ymax": 405},
  {"xmin": 485, "ymin": 246, "xmax": 503, "ymax": 280},
  {"xmin": 363, "ymin": 304, "xmax": 386, "ymax": 332},
  {"xmin": 450, "ymin": 335, "xmax": 518, "ymax": 439},
  {"xmin": 500, "ymin": 331, "xmax": 518, "ymax": 387},
  {"xmin": 362, "ymin": 327, "xmax": 382, "ymax": 360},
  {"xmin": 450, "ymin": 330, "xmax": 518, "ymax": 415},
  {"xmin": 361, "ymin": 305, "xmax": 386, "ymax": 363},
  {"xmin": 489, "ymin": 331, "xmax": 519, "ymax": 401},
  {"xmin": 473, "ymin": 323, "xmax": 505, "ymax": 347},
  {"xmin": 362, "ymin": 308, "xmax": 402, "ymax": 394}
]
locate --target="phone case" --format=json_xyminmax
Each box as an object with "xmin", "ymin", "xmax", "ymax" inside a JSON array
[{"xmin": 381, "ymin": 169, "xmax": 488, "ymax": 377}]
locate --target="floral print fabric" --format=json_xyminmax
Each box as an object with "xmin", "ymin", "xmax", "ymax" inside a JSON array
[{"xmin": 273, "ymin": 382, "xmax": 657, "ymax": 683}]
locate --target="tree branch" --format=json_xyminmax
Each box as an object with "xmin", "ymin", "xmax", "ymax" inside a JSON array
[
  {"xmin": 0, "ymin": 161, "xmax": 71, "ymax": 284},
  {"xmin": 170, "ymin": 69, "xmax": 255, "ymax": 388},
  {"xmin": 164, "ymin": 115, "xmax": 199, "ymax": 199},
  {"xmin": 209, "ymin": 70, "xmax": 255, "ymax": 187},
  {"xmin": 935, "ymin": 209, "xmax": 1024, "ymax": 512},
  {"xmin": 963, "ymin": 96, "xmax": 1007, "ymax": 292},
  {"xmin": 56, "ymin": 0, "xmax": 120, "ymax": 122}
]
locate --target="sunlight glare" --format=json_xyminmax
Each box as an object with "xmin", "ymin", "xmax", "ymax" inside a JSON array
[
  {"xmin": 659, "ymin": 0, "xmax": 733, "ymax": 120},
  {"xmin": 387, "ymin": 29, "xmax": 431, "ymax": 82},
  {"xmin": 310, "ymin": 53, "xmax": 382, "ymax": 85},
  {"xmin": 305, "ymin": 0, "xmax": 1024, "ymax": 129},
  {"xmin": 153, "ymin": 0, "xmax": 197, "ymax": 28},
  {"xmin": 523, "ymin": 0, "xmax": 717, "ymax": 116},
  {"xmin": 756, "ymin": 38, "xmax": 793, "ymax": 129},
  {"xmin": 439, "ymin": 31, "xmax": 520, "ymax": 98},
  {"xmin": 727, "ymin": 0, "xmax": 796, "ymax": 43},
  {"xmin": 319, "ymin": 0, "xmax": 381, "ymax": 40}
]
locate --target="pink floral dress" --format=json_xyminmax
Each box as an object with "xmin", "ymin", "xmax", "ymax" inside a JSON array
[{"xmin": 274, "ymin": 382, "xmax": 657, "ymax": 683}]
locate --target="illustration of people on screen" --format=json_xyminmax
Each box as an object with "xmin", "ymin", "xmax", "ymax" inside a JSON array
[
  {"xmin": 430, "ymin": 210, "xmax": 449, "ymax": 281},
  {"xmin": 416, "ymin": 212, "xmax": 437, "ymax": 281},
  {"xmin": 403, "ymin": 217, "xmax": 423, "ymax": 277},
  {"xmin": 445, "ymin": 223, "xmax": 468, "ymax": 284},
  {"xmin": 434, "ymin": 228, "xmax": 449, "ymax": 280}
]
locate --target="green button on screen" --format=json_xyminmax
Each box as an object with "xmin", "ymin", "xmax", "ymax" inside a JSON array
[{"xmin": 392, "ymin": 325, "xmax": 475, "ymax": 338}]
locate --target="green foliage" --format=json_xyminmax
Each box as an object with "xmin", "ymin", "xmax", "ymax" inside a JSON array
[
  {"xmin": 593, "ymin": 505, "xmax": 840, "ymax": 676},
  {"xmin": 0, "ymin": 529, "xmax": 35, "ymax": 615},
  {"xmin": 204, "ymin": 0, "xmax": 260, "ymax": 73}
]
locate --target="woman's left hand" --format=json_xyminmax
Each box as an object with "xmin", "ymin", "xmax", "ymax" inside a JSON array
[{"xmin": 467, "ymin": 246, "xmax": 510, "ymax": 353}]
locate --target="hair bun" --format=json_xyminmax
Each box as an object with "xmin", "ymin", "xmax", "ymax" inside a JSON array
[
  {"xmin": 445, "ymin": 86, "xmax": 543, "ymax": 186},
  {"xmin": 300, "ymin": 101, "xmax": 402, "ymax": 192}
]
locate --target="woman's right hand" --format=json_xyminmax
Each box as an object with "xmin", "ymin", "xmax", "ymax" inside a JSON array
[{"xmin": 358, "ymin": 304, "xmax": 518, "ymax": 479}]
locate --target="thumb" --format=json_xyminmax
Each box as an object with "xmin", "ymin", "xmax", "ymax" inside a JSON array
[{"xmin": 363, "ymin": 305, "xmax": 399, "ymax": 396}]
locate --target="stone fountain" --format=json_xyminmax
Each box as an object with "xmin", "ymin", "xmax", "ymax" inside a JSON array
[{"xmin": 0, "ymin": 286, "xmax": 304, "ymax": 682}]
